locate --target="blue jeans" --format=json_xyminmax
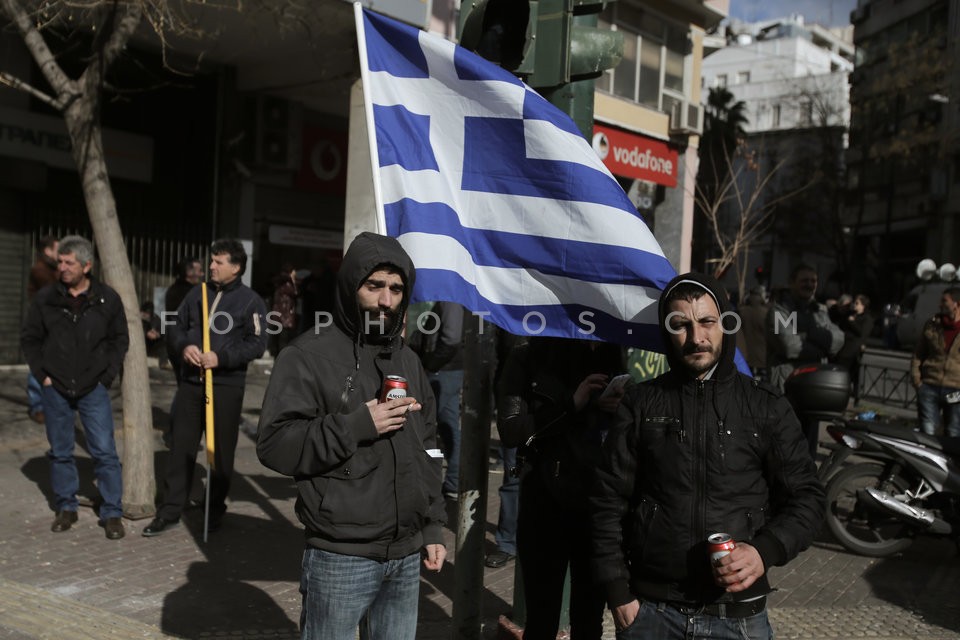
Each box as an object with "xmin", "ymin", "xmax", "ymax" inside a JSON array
[
  {"xmin": 618, "ymin": 600, "xmax": 773, "ymax": 640},
  {"xmin": 27, "ymin": 372, "xmax": 43, "ymax": 416},
  {"xmin": 495, "ymin": 445, "xmax": 519, "ymax": 555},
  {"xmin": 428, "ymin": 369, "xmax": 463, "ymax": 494},
  {"xmin": 917, "ymin": 383, "xmax": 960, "ymax": 437},
  {"xmin": 300, "ymin": 548, "xmax": 420, "ymax": 640},
  {"xmin": 43, "ymin": 383, "xmax": 123, "ymax": 519}
]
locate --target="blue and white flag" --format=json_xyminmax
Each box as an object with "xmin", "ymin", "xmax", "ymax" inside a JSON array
[{"xmin": 354, "ymin": 6, "xmax": 677, "ymax": 349}]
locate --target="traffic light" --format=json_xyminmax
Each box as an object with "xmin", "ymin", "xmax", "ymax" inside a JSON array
[{"xmin": 458, "ymin": 0, "xmax": 623, "ymax": 90}]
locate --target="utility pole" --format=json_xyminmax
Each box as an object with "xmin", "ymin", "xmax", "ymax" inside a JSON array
[{"xmin": 455, "ymin": 1, "xmax": 622, "ymax": 636}]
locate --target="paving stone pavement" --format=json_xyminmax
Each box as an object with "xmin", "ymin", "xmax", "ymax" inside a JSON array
[{"xmin": 0, "ymin": 364, "xmax": 958, "ymax": 639}]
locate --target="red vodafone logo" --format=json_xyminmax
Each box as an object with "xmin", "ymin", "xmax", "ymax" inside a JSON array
[{"xmin": 592, "ymin": 123, "xmax": 678, "ymax": 187}]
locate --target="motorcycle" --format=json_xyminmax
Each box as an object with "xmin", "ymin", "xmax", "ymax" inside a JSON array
[
  {"xmin": 821, "ymin": 419, "xmax": 960, "ymax": 557},
  {"xmin": 784, "ymin": 363, "xmax": 960, "ymax": 557}
]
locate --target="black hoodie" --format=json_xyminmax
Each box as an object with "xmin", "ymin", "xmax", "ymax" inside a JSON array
[
  {"xmin": 592, "ymin": 272, "xmax": 825, "ymax": 609},
  {"xmin": 257, "ymin": 232, "xmax": 444, "ymax": 559}
]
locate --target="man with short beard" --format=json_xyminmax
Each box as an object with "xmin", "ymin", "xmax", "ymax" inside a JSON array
[
  {"xmin": 257, "ymin": 232, "xmax": 446, "ymax": 640},
  {"xmin": 591, "ymin": 273, "xmax": 824, "ymax": 640},
  {"xmin": 144, "ymin": 239, "xmax": 267, "ymax": 536}
]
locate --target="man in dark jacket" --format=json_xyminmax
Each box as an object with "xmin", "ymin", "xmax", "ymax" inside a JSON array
[
  {"xmin": 143, "ymin": 239, "xmax": 267, "ymax": 536},
  {"xmin": 25, "ymin": 234, "xmax": 59, "ymax": 423},
  {"xmin": 257, "ymin": 232, "xmax": 445, "ymax": 640},
  {"xmin": 163, "ymin": 256, "xmax": 202, "ymax": 379},
  {"xmin": 591, "ymin": 272, "xmax": 824, "ymax": 639},
  {"xmin": 21, "ymin": 235, "xmax": 129, "ymax": 539}
]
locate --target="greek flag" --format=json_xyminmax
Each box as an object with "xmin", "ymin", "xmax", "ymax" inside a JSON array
[{"xmin": 354, "ymin": 6, "xmax": 677, "ymax": 349}]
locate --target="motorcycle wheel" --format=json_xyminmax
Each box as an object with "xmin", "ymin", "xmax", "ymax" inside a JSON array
[{"xmin": 825, "ymin": 462, "xmax": 914, "ymax": 557}]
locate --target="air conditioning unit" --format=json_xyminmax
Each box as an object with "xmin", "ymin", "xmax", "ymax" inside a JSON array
[{"xmin": 669, "ymin": 101, "xmax": 704, "ymax": 135}]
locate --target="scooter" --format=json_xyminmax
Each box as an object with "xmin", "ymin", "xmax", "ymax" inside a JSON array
[
  {"xmin": 822, "ymin": 421, "xmax": 960, "ymax": 557},
  {"xmin": 784, "ymin": 364, "xmax": 960, "ymax": 557}
]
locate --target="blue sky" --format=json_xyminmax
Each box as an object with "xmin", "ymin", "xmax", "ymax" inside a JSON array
[{"xmin": 729, "ymin": 0, "xmax": 858, "ymax": 27}]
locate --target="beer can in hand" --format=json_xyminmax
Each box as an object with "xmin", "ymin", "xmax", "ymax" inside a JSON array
[
  {"xmin": 380, "ymin": 375, "xmax": 408, "ymax": 403},
  {"xmin": 707, "ymin": 532, "xmax": 736, "ymax": 567}
]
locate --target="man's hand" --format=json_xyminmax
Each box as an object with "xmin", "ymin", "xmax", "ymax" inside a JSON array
[
  {"xmin": 422, "ymin": 544, "xmax": 446, "ymax": 572},
  {"xmin": 613, "ymin": 599, "xmax": 640, "ymax": 631},
  {"xmin": 573, "ymin": 373, "xmax": 608, "ymax": 411},
  {"xmin": 42, "ymin": 377, "xmax": 52, "ymax": 387},
  {"xmin": 597, "ymin": 387, "xmax": 625, "ymax": 413},
  {"xmin": 712, "ymin": 542, "xmax": 766, "ymax": 592},
  {"xmin": 366, "ymin": 397, "xmax": 421, "ymax": 435},
  {"xmin": 183, "ymin": 345, "xmax": 219, "ymax": 369},
  {"xmin": 198, "ymin": 351, "xmax": 219, "ymax": 370},
  {"xmin": 182, "ymin": 345, "xmax": 203, "ymax": 367}
]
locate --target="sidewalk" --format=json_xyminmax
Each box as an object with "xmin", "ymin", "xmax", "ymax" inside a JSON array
[{"xmin": 0, "ymin": 365, "xmax": 958, "ymax": 639}]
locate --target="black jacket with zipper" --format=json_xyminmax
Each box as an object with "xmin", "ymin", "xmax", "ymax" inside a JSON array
[
  {"xmin": 591, "ymin": 272, "xmax": 825, "ymax": 609},
  {"xmin": 256, "ymin": 232, "xmax": 445, "ymax": 560},
  {"xmin": 21, "ymin": 278, "xmax": 129, "ymax": 399},
  {"xmin": 167, "ymin": 277, "xmax": 267, "ymax": 387}
]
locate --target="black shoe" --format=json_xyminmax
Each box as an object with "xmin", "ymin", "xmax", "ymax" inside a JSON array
[
  {"xmin": 142, "ymin": 517, "xmax": 179, "ymax": 537},
  {"xmin": 484, "ymin": 550, "xmax": 515, "ymax": 568},
  {"xmin": 51, "ymin": 510, "xmax": 78, "ymax": 533},
  {"xmin": 103, "ymin": 517, "xmax": 125, "ymax": 540}
]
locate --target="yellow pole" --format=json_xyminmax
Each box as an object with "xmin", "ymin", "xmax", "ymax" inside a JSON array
[
  {"xmin": 201, "ymin": 283, "xmax": 215, "ymax": 468},
  {"xmin": 201, "ymin": 283, "xmax": 215, "ymax": 543}
]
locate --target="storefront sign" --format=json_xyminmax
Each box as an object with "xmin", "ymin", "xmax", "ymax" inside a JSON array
[
  {"xmin": 592, "ymin": 123, "xmax": 678, "ymax": 188},
  {"xmin": 0, "ymin": 106, "xmax": 153, "ymax": 183},
  {"xmin": 269, "ymin": 225, "xmax": 343, "ymax": 250}
]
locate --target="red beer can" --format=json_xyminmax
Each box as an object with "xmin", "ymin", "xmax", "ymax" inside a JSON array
[
  {"xmin": 380, "ymin": 375, "xmax": 408, "ymax": 403},
  {"xmin": 707, "ymin": 532, "xmax": 736, "ymax": 567}
]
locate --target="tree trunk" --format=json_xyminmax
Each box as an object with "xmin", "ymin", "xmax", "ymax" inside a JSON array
[{"xmin": 65, "ymin": 97, "xmax": 156, "ymax": 519}]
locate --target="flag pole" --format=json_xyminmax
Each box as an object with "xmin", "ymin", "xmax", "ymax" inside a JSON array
[
  {"xmin": 353, "ymin": 2, "xmax": 388, "ymax": 235},
  {"xmin": 201, "ymin": 282, "xmax": 215, "ymax": 543}
]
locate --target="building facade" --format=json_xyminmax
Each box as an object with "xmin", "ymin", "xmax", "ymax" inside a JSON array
[
  {"xmin": 698, "ymin": 14, "xmax": 854, "ymax": 296},
  {"xmin": 844, "ymin": 0, "xmax": 959, "ymax": 307}
]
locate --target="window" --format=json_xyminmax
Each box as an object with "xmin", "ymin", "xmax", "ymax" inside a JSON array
[
  {"xmin": 772, "ymin": 104, "xmax": 781, "ymax": 127},
  {"xmin": 737, "ymin": 71, "xmax": 750, "ymax": 84},
  {"xmin": 799, "ymin": 100, "xmax": 812, "ymax": 126},
  {"xmin": 716, "ymin": 74, "xmax": 727, "ymax": 88},
  {"xmin": 597, "ymin": 6, "xmax": 692, "ymax": 114},
  {"xmin": 614, "ymin": 26, "xmax": 639, "ymax": 101},
  {"xmin": 639, "ymin": 38, "xmax": 662, "ymax": 107}
]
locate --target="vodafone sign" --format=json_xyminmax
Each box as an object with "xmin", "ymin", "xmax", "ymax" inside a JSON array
[{"xmin": 592, "ymin": 123, "xmax": 678, "ymax": 188}]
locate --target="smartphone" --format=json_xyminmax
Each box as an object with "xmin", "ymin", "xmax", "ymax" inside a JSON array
[{"xmin": 599, "ymin": 373, "xmax": 632, "ymax": 399}]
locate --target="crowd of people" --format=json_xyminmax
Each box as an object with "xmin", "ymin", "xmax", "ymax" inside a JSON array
[{"xmin": 18, "ymin": 230, "xmax": 960, "ymax": 640}]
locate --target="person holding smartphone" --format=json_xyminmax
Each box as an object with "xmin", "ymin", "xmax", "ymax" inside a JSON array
[{"xmin": 497, "ymin": 336, "xmax": 627, "ymax": 639}]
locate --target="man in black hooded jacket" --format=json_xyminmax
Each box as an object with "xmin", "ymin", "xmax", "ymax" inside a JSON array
[
  {"xmin": 257, "ymin": 232, "xmax": 446, "ymax": 640},
  {"xmin": 591, "ymin": 273, "xmax": 824, "ymax": 639}
]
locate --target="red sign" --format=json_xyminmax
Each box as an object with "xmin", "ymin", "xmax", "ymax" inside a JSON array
[
  {"xmin": 592, "ymin": 123, "xmax": 678, "ymax": 187},
  {"xmin": 296, "ymin": 127, "xmax": 348, "ymax": 194}
]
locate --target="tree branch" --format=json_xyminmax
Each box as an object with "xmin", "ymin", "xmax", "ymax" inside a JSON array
[
  {"xmin": 0, "ymin": 0, "xmax": 78, "ymax": 106},
  {"xmin": 0, "ymin": 71, "xmax": 60, "ymax": 108}
]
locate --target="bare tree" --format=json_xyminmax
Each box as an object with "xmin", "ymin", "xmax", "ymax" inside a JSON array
[{"xmin": 694, "ymin": 141, "xmax": 813, "ymax": 299}]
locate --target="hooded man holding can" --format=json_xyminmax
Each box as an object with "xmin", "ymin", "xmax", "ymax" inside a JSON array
[
  {"xmin": 257, "ymin": 232, "xmax": 445, "ymax": 640},
  {"xmin": 590, "ymin": 273, "xmax": 824, "ymax": 640}
]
